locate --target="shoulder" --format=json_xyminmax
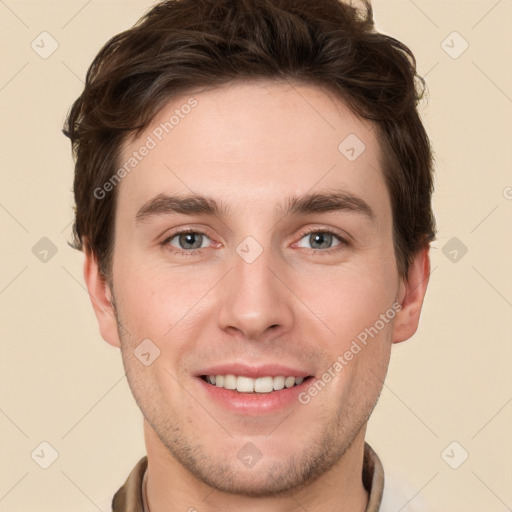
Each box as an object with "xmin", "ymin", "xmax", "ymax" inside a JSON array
[
  {"xmin": 380, "ymin": 469, "xmax": 437, "ymax": 512},
  {"xmin": 97, "ymin": 456, "xmax": 148, "ymax": 511}
]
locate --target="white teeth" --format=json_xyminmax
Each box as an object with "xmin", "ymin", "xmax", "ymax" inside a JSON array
[
  {"xmin": 204, "ymin": 374, "xmax": 307, "ymax": 393},
  {"xmin": 273, "ymin": 376, "xmax": 285, "ymax": 390},
  {"xmin": 236, "ymin": 376, "xmax": 254, "ymax": 393},
  {"xmin": 224, "ymin": 374, "xmax": 237, "ymax": 389},
  {"xmin": 284, "ymin": 376, "xmax": 295, "ymax": 388},
  {"xmin": 254, "ymin": 376, "xmax": 274, "ymax": 393}
]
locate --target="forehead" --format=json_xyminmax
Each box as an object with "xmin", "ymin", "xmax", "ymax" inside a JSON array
[{"xmin": 116, "ymin": 79, "xmax": 389, "ymax": 227}]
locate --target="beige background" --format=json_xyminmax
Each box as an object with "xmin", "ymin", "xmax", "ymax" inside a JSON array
[{"xmin": 1, "ymin": 0, "xmax": 511, "ymax": 510}]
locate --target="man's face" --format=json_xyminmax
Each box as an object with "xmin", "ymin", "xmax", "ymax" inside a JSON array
[{"xmin": 96, "ymin": 80, "xmax": 410, "ymax": 496}]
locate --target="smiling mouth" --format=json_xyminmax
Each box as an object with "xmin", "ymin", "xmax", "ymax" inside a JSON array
[{"xmin": 200, "ymin": 374, "xmax": 314, "ymax": 393}]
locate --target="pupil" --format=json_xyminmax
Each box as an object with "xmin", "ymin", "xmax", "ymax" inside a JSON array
[
  {"xmin": 312, "ymin": 232, "xmax": 331, "ymax": 249},
  {"xmin": 181, "ymin": 233, "xmax": 201, "ymax": 249}
]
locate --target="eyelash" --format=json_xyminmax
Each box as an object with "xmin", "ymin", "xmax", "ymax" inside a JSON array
[{"xmin": 160, "ymin": 227, "xmax": 350, "ymax": 257}]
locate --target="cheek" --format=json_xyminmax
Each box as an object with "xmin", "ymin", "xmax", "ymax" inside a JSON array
[
  {"xmin": 113, "ymin": 256, "xmax": 198, "ymax": 336},
  {"xmin": 300, "ymin": 260, "xmax": 398, "ymax": 345},
  {"xmin": 295, "ymin": 257, "xmax": 397, "ymax": 398}
]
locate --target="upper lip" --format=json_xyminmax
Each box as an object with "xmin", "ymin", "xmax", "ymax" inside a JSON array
[{"xmin": 196, "ymin": 363, "xmax": 313, "ymax": 379}]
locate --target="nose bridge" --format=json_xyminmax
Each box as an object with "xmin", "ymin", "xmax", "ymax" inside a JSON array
[{"xmin": 217, "ymin": 236, "xmax": 293, "ymax": 340}]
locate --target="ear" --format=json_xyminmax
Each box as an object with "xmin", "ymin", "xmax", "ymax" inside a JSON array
[
  {"xmin": 82, "ymin": 237, "xmax": 121, "ymax": 348},
  {"xmin": 392, "ymin": 245, "xmax": 431, "ymax": 344}
]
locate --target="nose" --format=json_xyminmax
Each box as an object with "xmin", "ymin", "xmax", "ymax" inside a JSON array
[{"xmin": 216, "ymin": 243, "xmax": 294, "ymax": 343}]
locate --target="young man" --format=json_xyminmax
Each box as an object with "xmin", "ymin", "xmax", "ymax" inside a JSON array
[{"xmin": 63, "ymin": 0, "xmax": 436, "ymax": 510}]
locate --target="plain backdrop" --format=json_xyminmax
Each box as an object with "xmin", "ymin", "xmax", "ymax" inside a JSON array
[{"xmin": 0, "ymin": 0, "xmax": 511, "ymax": 510}]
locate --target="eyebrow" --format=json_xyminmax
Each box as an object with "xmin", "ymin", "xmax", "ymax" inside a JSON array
[{"xmin": 135, "ymin": 189, "xmax": 375, "ymax": 225}]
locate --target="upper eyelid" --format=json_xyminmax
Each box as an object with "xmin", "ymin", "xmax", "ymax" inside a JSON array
[{"xmin": 296, "ymin": 228, "xmax": 347, "ymax": 243}]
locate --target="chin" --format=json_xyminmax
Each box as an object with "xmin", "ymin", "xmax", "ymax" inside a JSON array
[{"xmin": 191, "ymin": 461, "xmax": 312, "ymax": 498}]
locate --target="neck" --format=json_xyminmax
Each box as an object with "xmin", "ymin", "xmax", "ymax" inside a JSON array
[{"xmin": 143, "ymin": 420, "xmax": 369, "ymax": 512}]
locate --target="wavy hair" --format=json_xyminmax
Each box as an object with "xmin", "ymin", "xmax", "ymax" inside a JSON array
[{"xmin": 63, "ymin": 0, "xmax": 436, "ymax": 281}]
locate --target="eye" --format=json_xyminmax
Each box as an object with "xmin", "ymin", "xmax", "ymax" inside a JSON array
[
  {"xmin": 162, "ymin": 230, "xmax": 212, "ymax": 255},
  {"xmin": 296, "ymin": 229, "xmax": 348, "ymax": 253},
  {"xmin": 160, "ymin": 227, "xmax": 349, "ymax": 257}
]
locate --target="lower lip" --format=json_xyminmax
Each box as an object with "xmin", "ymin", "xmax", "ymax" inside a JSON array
[{"xmin": 196, "ymin": 376, "xmax": 315, "ymax": 415}]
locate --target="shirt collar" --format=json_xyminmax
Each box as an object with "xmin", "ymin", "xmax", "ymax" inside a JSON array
[{"xmin": 112, "ymin": 441, "xmax": 384, "ymax": 511}]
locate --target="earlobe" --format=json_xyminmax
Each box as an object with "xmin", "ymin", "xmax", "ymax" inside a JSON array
[
  {"xmin": 82, "ymin": 238, "xmax": 121, "ymax": 348},
  {"xmin": 392, "ymin": 245, "xmax": 431, "ymax": 344}
]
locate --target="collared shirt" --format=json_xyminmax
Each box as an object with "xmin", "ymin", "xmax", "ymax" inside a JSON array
[{"xmin": 111, "ymin": 442, "xmax": 384, "ymax": 511}]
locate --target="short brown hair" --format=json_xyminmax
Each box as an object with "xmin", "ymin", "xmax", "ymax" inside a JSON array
[{"xmin": 63, "ymin": 0, "xmax": 436, "ymax": 282}]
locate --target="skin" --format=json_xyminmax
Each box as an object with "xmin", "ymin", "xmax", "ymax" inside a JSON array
[{"xmin": 83, "ymin": 79, "xmax": 430, "ymax": 512}]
